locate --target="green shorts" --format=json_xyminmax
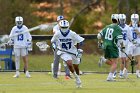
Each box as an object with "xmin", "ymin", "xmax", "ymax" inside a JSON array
[{"xmin": 104, "ymin": 46, "xmax": 119, "ymax": 59}]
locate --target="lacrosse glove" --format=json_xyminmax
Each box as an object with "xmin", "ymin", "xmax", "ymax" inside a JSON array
[{"xmin": 76, "ymin": 49, "xmax": 83, "ymax": 58}]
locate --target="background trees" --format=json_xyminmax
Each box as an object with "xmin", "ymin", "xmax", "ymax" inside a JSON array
[{"xmin": 0, "ymin": 0, "xmax": 140, "ymax": 35}]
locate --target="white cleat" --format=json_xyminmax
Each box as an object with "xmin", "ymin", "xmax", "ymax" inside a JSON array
[
  {"xmin": 107, "ymin": 77, "xmax": 116, "ymax": 81},
  {"xmin": 13, "ymin": 71, "xmax": 20, "ymax": 78},
  {"xmin": 136, "ymin": 74, "xmax": 140, "ymax": 78},
  {"xmin": 122, "ymin": 68, "xmax": 128, "ymax": 78},
  {"xmin": 75, "ymin": 76, "xmax": 82, "ymax": 88},
  {"xmin": 25, "ymin": 71, "xmax": 31, "ymax": 78},
  {"xmin": 113, "ymin": 72, "xmax": 117, "ymax": 79},
  {"xmin": 98, "ymin": 56, "xmax": 104, "ymax": 67}
]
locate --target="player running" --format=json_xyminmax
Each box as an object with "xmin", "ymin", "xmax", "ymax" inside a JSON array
[
  {"xmin": 52, "ymin": 15, "xmax": 72, "ymax": 79},
  {"xmin": 51, "ymin": 20, "xmax": 84, "ymax": 88},
  {"xmin": 97, "ymin": 14, "xmax": 124, "ymax": 81}
]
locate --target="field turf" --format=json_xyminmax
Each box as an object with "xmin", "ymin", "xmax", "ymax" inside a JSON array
[{"xmin": 0, "ymin": 72, "xmax": 140, "ymax": 93}]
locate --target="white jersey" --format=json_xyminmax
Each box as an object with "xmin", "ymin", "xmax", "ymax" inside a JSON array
[
  {"xmin": 53, "ymin": 24, "xmax": 59, "ymax": 33},
  {"xmin": 129, "ymin": 26, "xmax": 140, "ymax": 44},
  {"xmin": 118, "ymin": 24, "xmax": 132, "ymax": 57},
  {"xmin": 118, "ymin": 24, "xmax": 131, "ymax": 46},
  {"xmin": 9, "ymin": 25, "xmax": 32, "ymax": 48},
  {"xmin": 129, "ymin": 26, "xmax": 140, "ymax": 56},
  {"xmin": 51, "ymin": 30, "xmax": 84, "ymax": 55}
]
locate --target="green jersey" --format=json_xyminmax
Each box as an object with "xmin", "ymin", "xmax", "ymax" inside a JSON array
[{"xmin": 100, "ymin": 24, "xmax": 123, "ymax": 49}]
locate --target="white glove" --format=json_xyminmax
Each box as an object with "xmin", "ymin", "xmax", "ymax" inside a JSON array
[
  {"xmin": 7, "ymin": 39, "xmax": 14, "ymax": 45},
  {"xmin": 98, "ymin": 41, "xmax": 104, "ymax": 49},
  {"xmin": 39, "ymin": 24, "xmax": 49, "ymax": 31},
  {"xmin": 120, "ymin": 47, "xmax": 125, "ymax": 53},
  {"xmin": 132, "ymin": 39, "xmax": 137, "ymax": 44},
  {"xmin": 52, "ymin": 43, "xmax": 56, "ymax": 50},
  {"xmin": 27, "ymin": 40, "xmax": 32, "ymax": 51},
  {"xmin": 76, "ymin": 49, "xmax": 83, "ymax": 58}
]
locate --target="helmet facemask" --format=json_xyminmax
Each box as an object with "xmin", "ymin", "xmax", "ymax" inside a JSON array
[
  {"xmin": 119, "ymin": 14, "xmax": 126, "ymax": 27},
  {"xmin": 16, "ymin": 21, "xmax": 23, "ymax": 27},
  {"xmin": 61, "ymin": 27, "xmax": 68, "ymax": 34},
  {"xmin": 15, "ymin": 16, "xmax": 23, "ymax": 28},
  {"xmin": 131, "ymin": 14, "xmax": 139, "ymax": 27},
  {"xmin": 59, "ymin": 20, "xmax": 69, "ymax": 34}
]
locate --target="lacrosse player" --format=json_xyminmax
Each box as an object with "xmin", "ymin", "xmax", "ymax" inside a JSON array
[
  {"xmin": 118, "ymin": 14, "xmax": 132, "ymax": 78},
  {"xmin": 51, "ymin": 19, "xmax": 84, "ymax": 88},
  {"xmin": 129, "ymin": 14, "xmax": 140, "ymax": 78},
  {"xmin": 9, "ymin": 16, "xmax": 32, "ymax": 78},
  {"xmin": 52, "ymin": 15, "xmax": 72, "ymax": 79},
  {"xmin": 97, "ymin": 14, "xmax": 124, "ymax": 81}
]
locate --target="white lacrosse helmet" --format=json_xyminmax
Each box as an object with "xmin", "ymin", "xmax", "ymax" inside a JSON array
[
  {"xmin": 15, "ymin": 16, "xmax": 23, "ymax": 27},
  {"xmin": 111, "ymin": 14, "xmax": 119, "ymax": 22},
  {"xmin": 57, "ymin": 15, "xmax": 64, "ymax": 22},
  {"xmin": 118, "ymin": 14, "xmax": 126, "ymax": 25},
  {"xmin": 131, "ymin": 14, "xmax": 139, "ymax": 26},
  {"xmin": 59, "ymin": 20, "xmax": 69, "ymax": 33}
]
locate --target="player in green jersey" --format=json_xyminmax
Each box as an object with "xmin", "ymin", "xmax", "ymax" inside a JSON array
[{"xmin": 97, "ymin": 14, "xmax": 124, "ymax": 81}]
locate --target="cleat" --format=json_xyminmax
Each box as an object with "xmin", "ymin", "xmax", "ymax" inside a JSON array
[
  {"xmin": 13, "ymin": 71, "xmax": 20, "ymax": 78},
  {"xmin": 65, "ymin": 75, "xmax": 73, "ymax": 79},
  {"xmin": 113, "ymin": 72, "xmax": 117, "ymax": 79},
  {"xmin": 25, "ymin": 71, "xmax": 31, "ymax": 78},
  {"xmin": 65, "ymin": 76, "xmax": 70, "ymax": 80},
  {"xmin": 53, "ymin": 74, "xmax": 58, "ymax": 79},
  {"xmin": 136, "ymin": 74, "xmax": 140, "ymax": 78},
  {"xmin": 98, "ymin": 56, "xmax": 104, "ymax": 67},
  {"xmin": 75, "ymin": 76, "xmax": 82, "ymax": 88},
  {"xmin": 107, "ymin": 77, "xmax": 116, "ymax": 81},
  {"xmin": 122, "ymin": 68, "xmax": 128, "ymax": 78}
]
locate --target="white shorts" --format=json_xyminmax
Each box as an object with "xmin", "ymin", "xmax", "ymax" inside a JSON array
[
  {"xmin": 133, "ymin": 46, "xmax": 140, "ymax": 56},
  {"xmin": 119, "ymin": 43, "xmax": 134, "ymax": 57},
  {"xmin": 60, "ymin": 53, "xmax": 80, "ymax": 64},
  {"xmin": 14, "ymin": 48, "xmax": 28, "ymax": 56}
]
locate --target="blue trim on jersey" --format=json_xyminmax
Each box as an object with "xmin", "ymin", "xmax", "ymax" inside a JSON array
[
  {"xmin": 60, "ymin": 29, "xmax": 70, "ymax": 37},
  {"xmin": 119, "ymin": 24, "xmax": 125, "ymax": 28},
  {"xmin": 17, "ymin": 25, "xmax": 23, "ymax": 29}
]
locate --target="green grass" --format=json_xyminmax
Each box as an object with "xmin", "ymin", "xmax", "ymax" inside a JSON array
[
  {"xmin": 1, "ymin": 54, "xmax": 133, "ymax": 73},
  {"xmin": 10, "ymin": 54, "xmax": 110, "ymax": 72},
  {"xmin": 0, "ymin": 72, "xmax": 140, "ymax": 93}
]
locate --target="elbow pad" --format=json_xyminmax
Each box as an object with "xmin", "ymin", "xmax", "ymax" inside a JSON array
[{"xmin": 97, "ymin": 33, "xmax": 102, "ymax": 39}]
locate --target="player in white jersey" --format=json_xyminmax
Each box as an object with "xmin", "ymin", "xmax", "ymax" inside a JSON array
[
  {"xmin": 52, "ymin": 15, "xmax": 71, "ymax": 79},
  {"xmin": 51, "ymin": 20, "xmax": 84, "ymax": 88},
  {"xmin": 118, "ymin": 14, "xmax": 131, "ymax": 78},
  {"xmin": 9, "ymin": 16, "xmax": 32, "ymax": 78},
  {"xmin": 129, "ymin": 14, "xmax": 140, "ymax": 78}
]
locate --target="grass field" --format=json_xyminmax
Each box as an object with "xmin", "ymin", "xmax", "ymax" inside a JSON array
[
  {"xmin": 1, "ymin": 54, "xmax": 139, "ymax": 93},
  {"xmin": 0, "ymin": 72, "xmax": 140, "ymax": 93}
]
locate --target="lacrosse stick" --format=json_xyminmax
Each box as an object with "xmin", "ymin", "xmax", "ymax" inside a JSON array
[
  {"xmin": 121, "ymin": 49, "xmax": 135, "ymax": 74},
  {"xmin": 56, "ymin": 48, "xmax": 77, "ymax": 56},
  {"xmin": 0, "ymin": 43, "xmax": 6, "ymax": 51},
  {"xmin": 0, "ymin": 22, "xmax": 57, "ymax": 45},
  {"xmin": 36, "ymin": 41, "xmax": 50, "ymax": 52}
]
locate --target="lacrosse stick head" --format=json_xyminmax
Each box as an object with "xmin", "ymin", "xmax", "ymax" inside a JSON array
[
  {"xmin": 36, "ymin": 41, "xmax": 50, "ymax": 52},
  {"xmin": 0, "ymin": 43, "xmax": 6, "ymax": 51},
  {"xmin": 0, "ymin": 35, "xmax": 9, "ymax": 44}
]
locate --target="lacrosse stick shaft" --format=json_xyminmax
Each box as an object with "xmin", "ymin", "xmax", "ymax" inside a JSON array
[
  {"xmin": 57, "ymin": 48, "xmax": 76, "ymax": 56},
  {"xmin": 9, "ymin": 22, "xmax": 57, "ymax": 38},
  {"xmin": 9, "ymin": 26, "xmax": 40, "ymax": 38},
  {"xmin": 122, "ymin": 50, "xmax": 135, "ymax": 74}
]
